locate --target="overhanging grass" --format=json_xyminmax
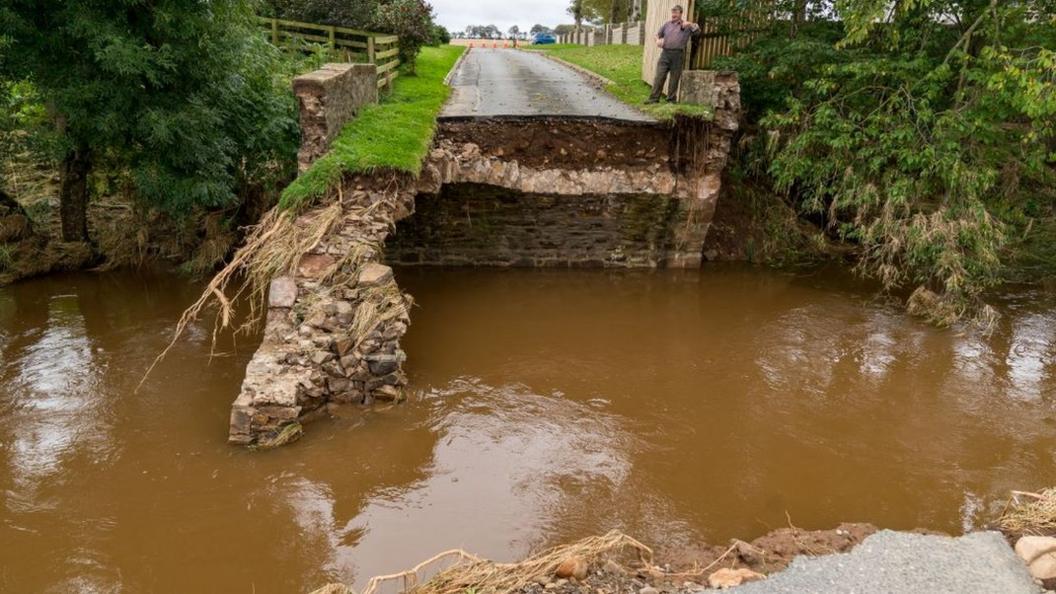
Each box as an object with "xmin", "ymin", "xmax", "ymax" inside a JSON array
[
  {"xmin": 280, "ymin": 45, "xmax": 465, "ymax": 210},
  {"xmin": 527, "ymin": 44, "xmax": 712, "ymax": 121}
]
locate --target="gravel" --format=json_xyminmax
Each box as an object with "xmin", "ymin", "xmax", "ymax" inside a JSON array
[{"xmin": 728, "ymin": 530, "xmax": 1040, "ymax": 594}]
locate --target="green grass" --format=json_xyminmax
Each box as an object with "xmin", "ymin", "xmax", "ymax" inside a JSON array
[
  {"xmin": 527, "ymin": 44, "xmax": 713, "ymax": 121},
  {"xmin": 280, "ymin": 45, "xmax": 466, "ymax": 210}
]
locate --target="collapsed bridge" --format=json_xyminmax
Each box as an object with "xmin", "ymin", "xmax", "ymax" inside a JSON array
[{"xmin": 229, "ymin": 49, "xmax": 740, "ymax": 447}]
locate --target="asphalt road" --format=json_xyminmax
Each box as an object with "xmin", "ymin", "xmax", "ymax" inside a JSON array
[
  {"xmin": 441, "ymin": 49, "xmax": 653, "ymax": 121},
  {"xmin": 730, "ymin": 531, "xmax": 1040, "ymax": 594}
]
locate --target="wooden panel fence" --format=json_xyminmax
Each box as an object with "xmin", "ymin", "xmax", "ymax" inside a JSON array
[
  {"xmin": 690, "ymin": 3, "xmax": 773, "ymax": 69},
  {"xmin": 258, "ymin": 17, "xmax": 401, "ymax": 91}
]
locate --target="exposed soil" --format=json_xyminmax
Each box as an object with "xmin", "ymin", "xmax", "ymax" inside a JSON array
[
  {"xmin": 0, "ymin": 157, "xmax": 265, "ymax": 286},
  {"xmin": 437, "ymin": 117, "xmax": 672, "ymax": 170},
  {"xmin": 514, "ymin": 523, "xmax": 879, "ymax": 593}
]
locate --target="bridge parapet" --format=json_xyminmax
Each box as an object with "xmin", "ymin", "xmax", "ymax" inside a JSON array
[{"xmin": 293, "ymin": 63, "xmax": 378, "ymax": 171}]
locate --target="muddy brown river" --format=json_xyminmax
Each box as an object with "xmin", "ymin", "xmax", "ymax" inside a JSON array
[{"xmin": 1, "ymin": 266, "xmax": 1054, "ymax": 592}]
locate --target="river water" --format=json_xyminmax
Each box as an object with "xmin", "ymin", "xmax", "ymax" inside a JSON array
[{"xmin": 1, "ymin": 267, "xmax": 1054, "ymax": 592}]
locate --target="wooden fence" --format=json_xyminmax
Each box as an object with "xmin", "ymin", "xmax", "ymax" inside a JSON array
[
  {"xmin": 258, "ymin": 17, "xmax": 401, "ymax": 90},
  {"xmin": 690, "ymin": 3, "xmax": 772, "ymax": 69},
  {"xmin": 558, "ymin": 22, "xmax": 645, "ymax": 46}
]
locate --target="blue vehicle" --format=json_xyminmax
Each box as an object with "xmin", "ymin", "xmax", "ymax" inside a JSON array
[{"xmin": 532, "ymin": 33, "xmax": 557, "ymax": 45}]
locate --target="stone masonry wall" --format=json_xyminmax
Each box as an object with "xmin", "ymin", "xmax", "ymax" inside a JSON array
[
  {"xmin": 293, "ymin": 63, "xmax": 378, "ymax": 171},
  {"xmin": 387, "ymin": 184, "xmax": 681, "ymax": 268},
  {"xmin": 229, "ymin": 181, "xmax": 417, "ymax": 447}
]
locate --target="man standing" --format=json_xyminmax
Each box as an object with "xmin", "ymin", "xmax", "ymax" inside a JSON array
[{"xmin": 647, "ymin": 5, "xmax": 700, "ymax": 104}]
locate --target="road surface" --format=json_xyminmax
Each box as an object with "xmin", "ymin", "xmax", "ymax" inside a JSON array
[{"xmin": 441, "ymin": 49, "xmax": 652, "ymax": 121}]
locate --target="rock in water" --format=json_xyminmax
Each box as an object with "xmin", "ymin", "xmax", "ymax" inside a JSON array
[
  {"xmin": 554, "ymin": 556, "xmax": 588, "ymax": 580},
  {"xmin": 707, "ymin": 567, "xmax": 765, "ymax": 589},
  {"xmin": 1015, "ymin": 536, "xmax": 1056, "ymax": 580}
]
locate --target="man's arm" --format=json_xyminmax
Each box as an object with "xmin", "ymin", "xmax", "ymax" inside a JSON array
[{"xmin": 656, "ymin": 24, "xmax": 666, "ymax": 48}]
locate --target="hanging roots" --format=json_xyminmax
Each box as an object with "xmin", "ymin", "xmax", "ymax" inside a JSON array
[
  {"xmin": 138, "ymin": 199, "xmax": 346, "ymax": 390},
  {"xmin": 348, "ymin": 530, "xmax": 654, "ymax": 594}
]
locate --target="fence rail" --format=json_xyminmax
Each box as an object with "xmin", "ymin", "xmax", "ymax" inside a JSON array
[{"xmin": 258, "ymin": 17, "xmax": 401, "ymax": 90}]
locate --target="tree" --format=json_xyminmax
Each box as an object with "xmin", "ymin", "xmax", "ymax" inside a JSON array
[
  {"xmin": 704, "ymin": 0, "xmax": 1056, "ymax": 321},
  {"xmin": 568, "ymin": 0, "xmax": 586, "ymax": 30},
  {"xmin": 431, "ymin": 24, "xmax": 452, "ymax": 45},
  {"xmin": 530, "ymin": 24, "xmax": 553, "ymax": 35},
  {"xmin": 262, "ymin": 0, "xmax": 380, "ymax": 29},
  {"xmin": 508, "ymin": 25, "xmax": 521, "ymax": 39},
  {"xmin": 0, "ymin": 0, "xmax": 299, "ymax": 243},
  {"xmin": 372, "ymin": 0, "xmax": 438, "ymax": 74}
]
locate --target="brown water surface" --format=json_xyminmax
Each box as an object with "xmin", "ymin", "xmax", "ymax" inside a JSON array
[{"xmin": 1, "ymin": 267, "xmax": 1054, "ymax": 593}]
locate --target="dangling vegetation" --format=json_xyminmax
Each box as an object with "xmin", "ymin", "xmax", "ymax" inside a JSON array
[{"xmin": 702, "ymin": 0, "xmax": 1055, "ymax": 323}]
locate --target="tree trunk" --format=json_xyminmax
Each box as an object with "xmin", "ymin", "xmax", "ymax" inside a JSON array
[{"xmin": 59, "ymin": 147, "xmax": 90, "ymax": 242}]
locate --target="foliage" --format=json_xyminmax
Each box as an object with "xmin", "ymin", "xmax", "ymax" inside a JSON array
[
  {"xmin": 431, "ymin": 25, "xmax": 452, "ymax": 45},
  {"xmin": 280, "ymin": 45, "xmax": 465, "ymax": 210},
  {"xmin": 574, "ymin": 0, "xmax": 638, "ymax": 25},
  {"xmin": 261, "ymin": 0, "xmax": 381, "ymax": 29},
  {"xmin": 373, "ymin": 0, "xmax": 439, "ymax": 72},
  {"xmin": 263, "ymin": 0, "xmax": 442, "ymax": 69},
  {"xmin": 529, "ymin": 45, "xmax": 714, "ymax": 120},
  {"xmin": 703, "ymin": 0, "xmax": 1056, "ymax": 321},
  {"xmin": 464, "ymin": 25, "xmax": 503, "ymax": 39},
  {"xmin": 0, "ymin": 0, "xmax": 301, "ymax": 216}
]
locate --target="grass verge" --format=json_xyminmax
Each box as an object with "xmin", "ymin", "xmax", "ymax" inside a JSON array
[
  {"xmin": 526, "ymin": 44, "xmax": 713, "ymax": 121},
  {"xmin": 279, "ymin": 44, "xmax": 465, "ymax": 210}
]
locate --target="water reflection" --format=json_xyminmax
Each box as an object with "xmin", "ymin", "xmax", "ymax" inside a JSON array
[{"xmin": 1, "ymin": 268, "xmax": 1055, "ymax": 594}]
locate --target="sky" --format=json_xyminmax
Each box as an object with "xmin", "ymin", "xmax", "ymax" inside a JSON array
[{"xmin": 431, "ymin": 0, "xmax": 572, "ymax": 35}]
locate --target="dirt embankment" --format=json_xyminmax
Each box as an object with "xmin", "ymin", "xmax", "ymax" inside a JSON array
[
  {"xmin": 437, "ymin": 117, "xmax": 672, "ymax": 170},
  {"xmin": 0, "ymin": 157, "xmax": 261, "ymax": 286},
  {"xmin": 516, "ymin": 524, "xmax": 879, "ymax": 594}
]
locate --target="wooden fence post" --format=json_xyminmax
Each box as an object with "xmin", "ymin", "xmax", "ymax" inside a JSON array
[
  {"xmin": 271, "ymin": 18, "xmax": 279, "ymax": 44},
  {"xmin": 327, "ymin": 26, "xmax": 336, "ymax": 49},
  {"xmin": 367, "ymin": 35, "xmax": 376, "ymax": 63}
]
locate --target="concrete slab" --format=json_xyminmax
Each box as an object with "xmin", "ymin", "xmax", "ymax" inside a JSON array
[
  {"xmin": 727, "ymin": 531, "xmax": 1040, "ymax": 594},
  {"xmin": 441, "ymin": 49, "xmax": 653, "ymax": 122}
]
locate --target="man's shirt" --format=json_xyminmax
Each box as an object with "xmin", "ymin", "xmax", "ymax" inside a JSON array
[{"xmin": 657, "ymin": 20, "xmax": 699, "ymax": 50}]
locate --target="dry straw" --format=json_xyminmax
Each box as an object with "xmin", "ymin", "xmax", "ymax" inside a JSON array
[
  {"xmin": 360, "ymin": 530, "xmax": 654, "ymax": 594},
  {"xmin": 1000, "ymin": 489, "xmax": 1056, "ymax": 536}
]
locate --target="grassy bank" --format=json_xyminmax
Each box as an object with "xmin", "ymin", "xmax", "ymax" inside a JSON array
[
  {"xmin": 279, "ymin": 44, "xmax": 465, "ymax": 210},
  {"xmin": 526, "ymin": 44, "xmax": 712, "ymax": 121}
]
